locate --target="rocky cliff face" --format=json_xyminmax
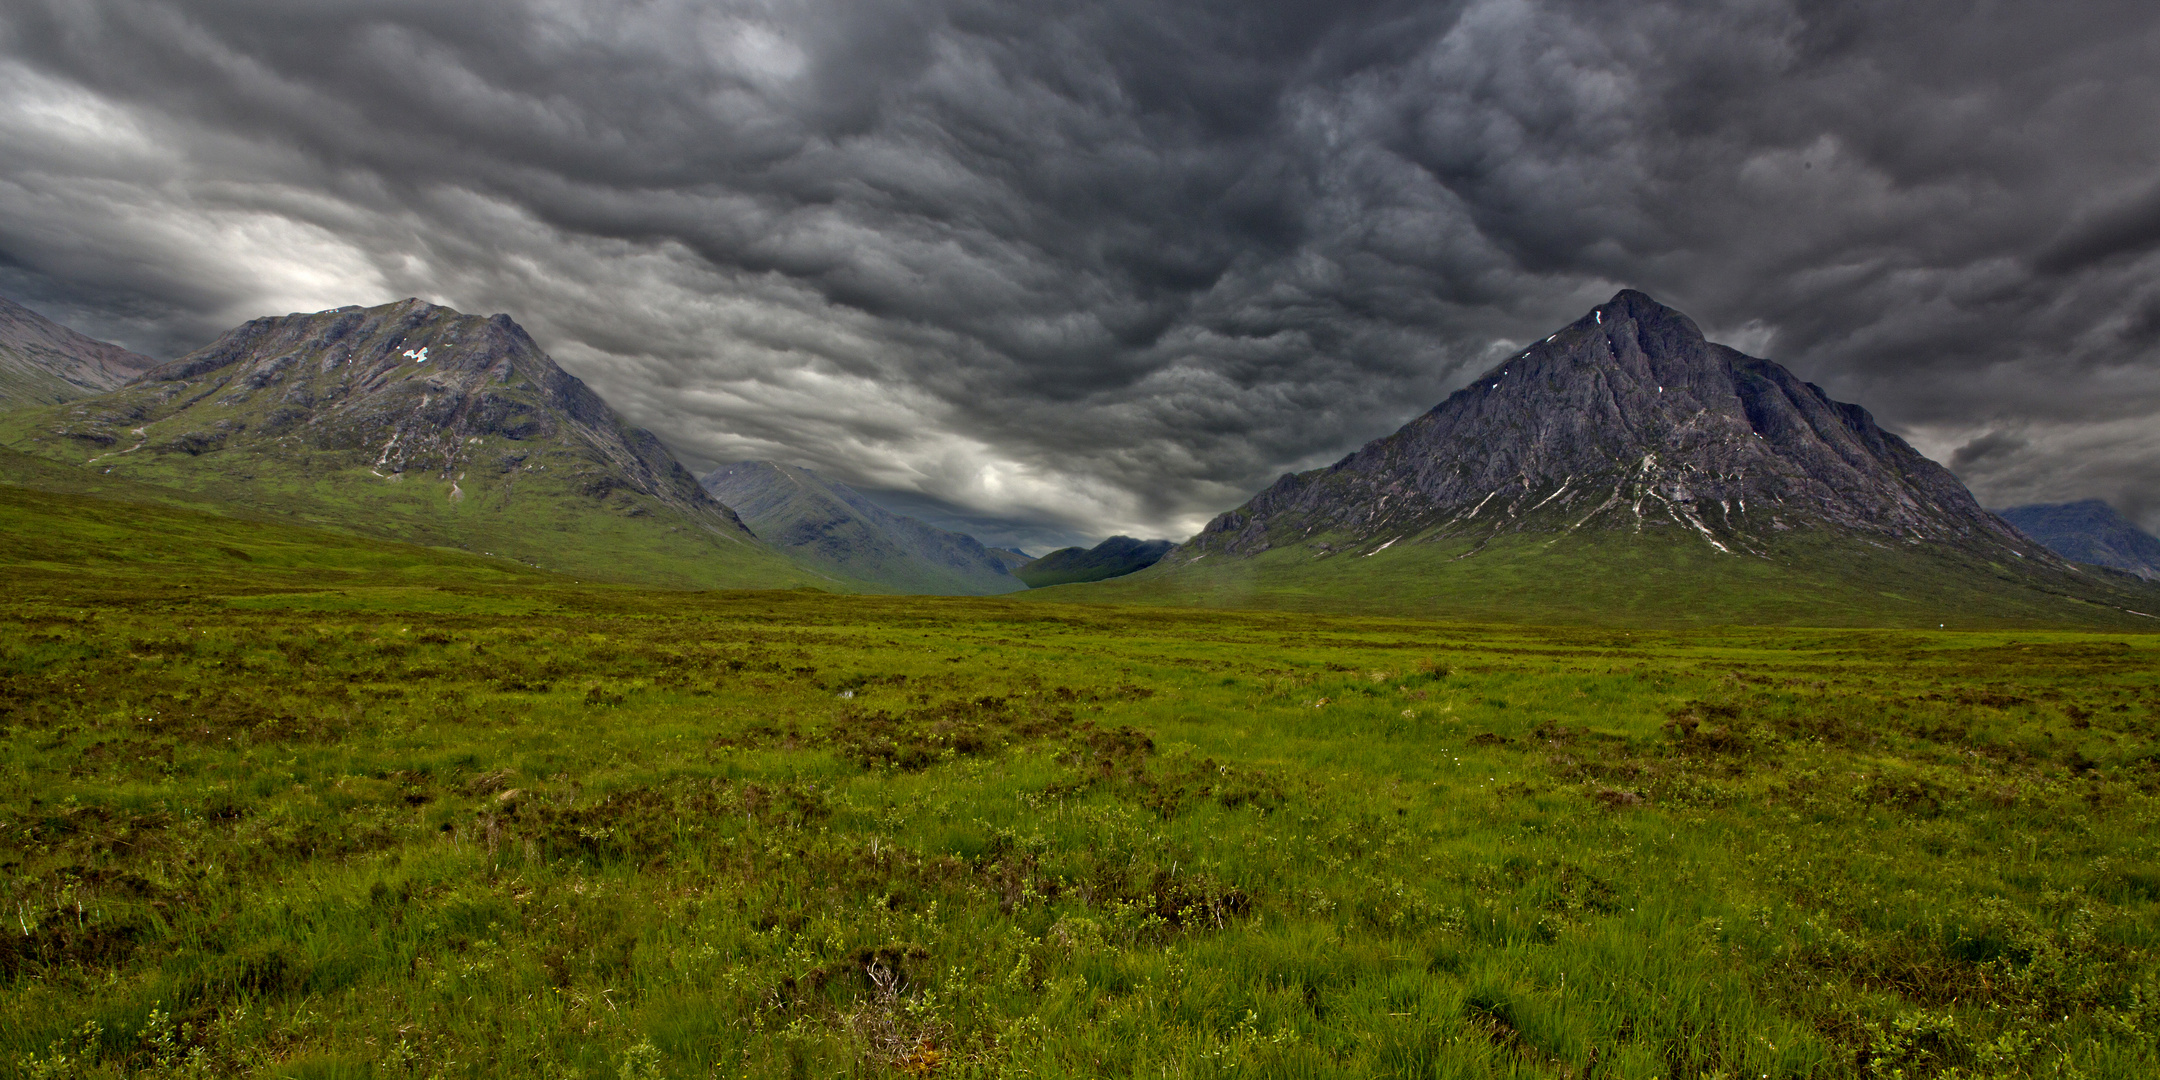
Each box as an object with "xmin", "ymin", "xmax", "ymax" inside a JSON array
[
  {"xmin": 0, "ymin": 295, "xmax": 160, "ymax": 409},
  {"xmin": 1181, "ymin": 290, "xmax": 2044, "ymax": 566}
]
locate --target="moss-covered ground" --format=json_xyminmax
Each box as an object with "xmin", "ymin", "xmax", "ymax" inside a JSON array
[{"xmin": 2, "ymin": 480, "xmax": 2158, "ymax": 1078}]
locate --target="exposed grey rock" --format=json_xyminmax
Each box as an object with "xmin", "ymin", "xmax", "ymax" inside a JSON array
[
  {"xmin": 1181, "ymin": 290, "xmax": 2044, "ymax": 566},
  {"xmin": 45, "ymin": 298, "xmax": 751, "ymax": 538}
]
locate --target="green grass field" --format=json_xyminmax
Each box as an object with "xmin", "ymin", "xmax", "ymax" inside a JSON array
[
  {"xmin": 1, "ymin": 478, "xmax": 2157, "ymax": 1078},
  {"xmin": 1061, "ymin": 526, "xmax": 2160, "ymax": 631}
]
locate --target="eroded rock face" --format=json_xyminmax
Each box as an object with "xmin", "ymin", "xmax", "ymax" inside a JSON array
[
  {"xmin": 44, "ymin": 298, "xmax": 748, "ymax": 536},
  {"xmin": 1184, "ymin": 290, "xmax": 2036, "ymax": 563}
]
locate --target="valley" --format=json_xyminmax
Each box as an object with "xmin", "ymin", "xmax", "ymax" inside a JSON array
[
  {"xmin": 0, "ymin": 484, "xmax": 2154, "ymax": 1077},
  {"xmin": 0, "ymin": 292, "xmax": 2154, "ymax": 1078}
]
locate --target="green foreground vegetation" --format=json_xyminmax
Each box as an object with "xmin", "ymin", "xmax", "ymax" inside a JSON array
[
  {"xmin": 1072, "ymin": 527, "xmax": 2160, "ymax": 630},
  {"xmin": 1, "ymin": 482, "xmax": 2158, "ymax": 1079}
]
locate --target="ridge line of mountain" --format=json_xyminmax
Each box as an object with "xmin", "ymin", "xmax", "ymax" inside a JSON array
[{"xmin": 0, "ymin": 298, "xmax": 813, "ymax": 590}]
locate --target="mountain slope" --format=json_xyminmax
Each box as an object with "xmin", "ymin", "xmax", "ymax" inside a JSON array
[
  {"xmin": 701, "ymin": 460, "xmax": 1026, "ymax": 595},
  {"xmin": 1013, "ymin": 536, "xmax": 1174, "ymax": 587},
  {"xmin": 1998, "ymin": 500, "xmax": 2160, "ymax": 581},
  {"xmin": 1065, "ymin": 290, "xmax": 2158, "ymax": 627},
  {"xmin": 0, "ymin": 295, "xmax": 160, "ymax": 410},
  {"xmin": 0, "ymin": 299, "xmax": 816, "ymax": 590}
]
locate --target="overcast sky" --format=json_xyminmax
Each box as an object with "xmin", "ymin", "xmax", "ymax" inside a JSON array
[{"xmin": 4, "ymin": 0, "xmax": 2158, "ymax": 543}]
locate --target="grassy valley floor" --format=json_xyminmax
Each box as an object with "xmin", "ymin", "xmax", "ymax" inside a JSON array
[
  {"xmin": 1056, "ymin": 527, "xmax": 2160, "ymax": 631},
  {"xmin": 0, "ymin": 481, "xmax": 2156, "ymax": 1077}
]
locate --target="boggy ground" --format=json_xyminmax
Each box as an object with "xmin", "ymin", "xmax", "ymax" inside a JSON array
[{"xmin": 0, "ymin": 576, "xmax": 2155, "ymax": 1078}]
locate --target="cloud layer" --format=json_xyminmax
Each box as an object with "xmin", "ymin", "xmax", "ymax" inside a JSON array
[{"xmin": 3, "ymin": 0, "xmax": 2157, "ymax": 537}]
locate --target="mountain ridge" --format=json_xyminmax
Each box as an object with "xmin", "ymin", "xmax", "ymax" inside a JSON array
[
  {"xmin": 1056, "ymin": 290, "xmax": 2157, "ymax": 627},
  {"xmin": 0, "ymin": 299, "xmax": 815, "ymax": 590},
  {"xmin": 701, "ymin": 460, "xmax": 1026, "ymax": 595},
  {"xmin": 1014, "ymin": 536, "xmax": 1175, "ymax": 587},
  {"xmin": 1178, "ymin": 290, "xmax": 2034, "ymax": 565},
  {"xmin": 1997, "ymin": 500, "xmax": 2160, "ymax": 581},
  {"xmin": 0, "ymin": 295, "xmax": 161, "ymax": 409}
]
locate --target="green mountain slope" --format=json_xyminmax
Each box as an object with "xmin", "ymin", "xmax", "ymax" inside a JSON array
[
  {"xmin": 0, "ymin": 451, "xmax": 544, "ymax": 596},
  {"xmin": 702, "ymin": 460, "xmax": 1025, "ymax": 594},
  {"xmin": 0, "ymin": 299, "xmax": 818, "ymax": 591},
  {"xmin": 1013, "ymin": 535, "xmax": 1174, "ymax": 587},
  {"xmin": 0, "ymin": 294, "xmax": 160, "ymax": 410},
  {"xmin": 1055, "ymin": 523, "xmax": 2160, "ymax": 628}
]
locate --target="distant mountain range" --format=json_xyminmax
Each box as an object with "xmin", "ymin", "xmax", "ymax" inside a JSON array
[
  {"xmin": 0, "ymin": 295, "xmax": 159, "ymax": 409},
  {"xmin": 1998, "ymin": 500, "xmax": 2160, "ymax": 581},
  {"xmin": 1013, "ymin": 536, "xmax": 1174, "ymax": 587},
  {"xmin": 0, "ymin": 299, "xmax": 814, "ymax": 589},
  {"xmin": 701, "ymin": 460, "xmax": 1028, "ymax": 594},
  {"xmin": 2, "ymin": 290, "xmax": 2154, "ymax": 625},
  {"xmin": 1075, "ymin": 291, "xmax": 2157, "ymax": 627}
]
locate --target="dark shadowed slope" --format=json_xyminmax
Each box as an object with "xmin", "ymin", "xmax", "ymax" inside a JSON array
[
  {"xmin": 0, "ymin": 295, "xmax": 160, "ymax": 410},
  {"xmin": 1014, "ymin": 536, "xmax": 1175, "ymax": 587},
  {"xmin": 1998, "ymin": 501, "xmax": 2160, "ymax": 581},
  {"xmin": 1062, "ymin": 291, "xmax": 2160, "ymax": 628},
  {"xmin": 701, "ymin": 460, "xmax": 1026, "ymax": 595},
  {"xmin": 0, "ymin": 299, "xmax": 816, "ymax": 590}
]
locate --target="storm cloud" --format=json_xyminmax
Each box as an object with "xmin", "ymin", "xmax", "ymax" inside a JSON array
[{"xmin": 3, "ymin": 0, "xmax": 2157, "ymax": 538}]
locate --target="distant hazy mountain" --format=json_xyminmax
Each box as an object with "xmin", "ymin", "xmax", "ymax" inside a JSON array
[
  {"xmin": 701, "ymin": 461, "xmax": 1027, "ymax": 595},
  {"xmin": 1998, "ymin": 500, "xmax": 2160, "ymax": 580},
  {"xmin": 1076, "ymin": 290, "xmax": 2158, "ymax": 627},
  {"xmin": 1014, "ymin": 536, "xmax": 1175, "ymax": 587},
  {"xmin": 0, "ymin": 295, "xmax": 160, "ymax": 409},
  {"xmin": 987, "ymin": 547, "xmax": 1034, "ymax": 572},
  {"xmin": 845, "ymin": 485, "xmax": 1100, "ymax": 555},
  {"xmin": 0, "ymin": 299, "xmax": 816, "ymax": 590}
]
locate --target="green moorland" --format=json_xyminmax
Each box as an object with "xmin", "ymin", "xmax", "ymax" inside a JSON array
[
  {"xmin": 1059, "ymin": 527, "xmax": 2160, "ymax": 630},
  {"xmin": 1, "ymin": 481, "xmax": 2158, "ymax": 1078}
]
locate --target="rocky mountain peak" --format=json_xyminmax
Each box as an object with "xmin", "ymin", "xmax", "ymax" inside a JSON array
[
  {"xmin": 1182, "ymin": 290, "xmax": 2039, "ymax": 565},
  {"xmin": 33, "ymin": 298, "xmax": 750, "ymax": 537}
]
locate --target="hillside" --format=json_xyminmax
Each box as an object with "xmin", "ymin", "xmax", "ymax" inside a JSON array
[
  {"xmin": 0, "ymin": 294, "xmax": 160, "ymax": 409},
  {"xmin": 701, "ymin": 460, "xmax": 1025, "ymax": 594},
  {"xmin": 0, "ymin": 299, "xmax": 818, "ymax": 590},
  {"xmin": 1060, "ymin": 291, "xmax": 2160, "ymax": 627},
  {"xmin": 1013, "ymin": 535, "xmax": 1174, "ymax": 587},
  {"xmin": 1998, "ymin": 499, "xmax": 2160, "ymax": 581}
]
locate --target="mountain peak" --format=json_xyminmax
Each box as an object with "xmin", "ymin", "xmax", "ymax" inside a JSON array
[
  {"xmin": 1184, "ymin": 294, "xmax": 2036, "ymax": 566},
  {"xmin": 5, "ymin": 299, "xmax": 778, "ymax": 573}
]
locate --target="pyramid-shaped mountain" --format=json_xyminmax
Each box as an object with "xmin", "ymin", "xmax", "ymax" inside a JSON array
[
  {"xmin": 0, "ymin": 299, "xmax": 813, "ymax": 589},
  {"xmin": 701, "ymin": 460, "xmax": 1027, "ymax": 595},
  {"xmin": 1108, "ymin": 291, "xmax": 2156, "ymax": 626},
  {"xmin": 0, "ymin": 295, "xmax": 159, "ymax": 409}
]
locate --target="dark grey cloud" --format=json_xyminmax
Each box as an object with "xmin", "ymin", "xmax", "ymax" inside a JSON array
[{"xmin": 2, "ymin": 0, "xmax": 2157, "ymax": 537}]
